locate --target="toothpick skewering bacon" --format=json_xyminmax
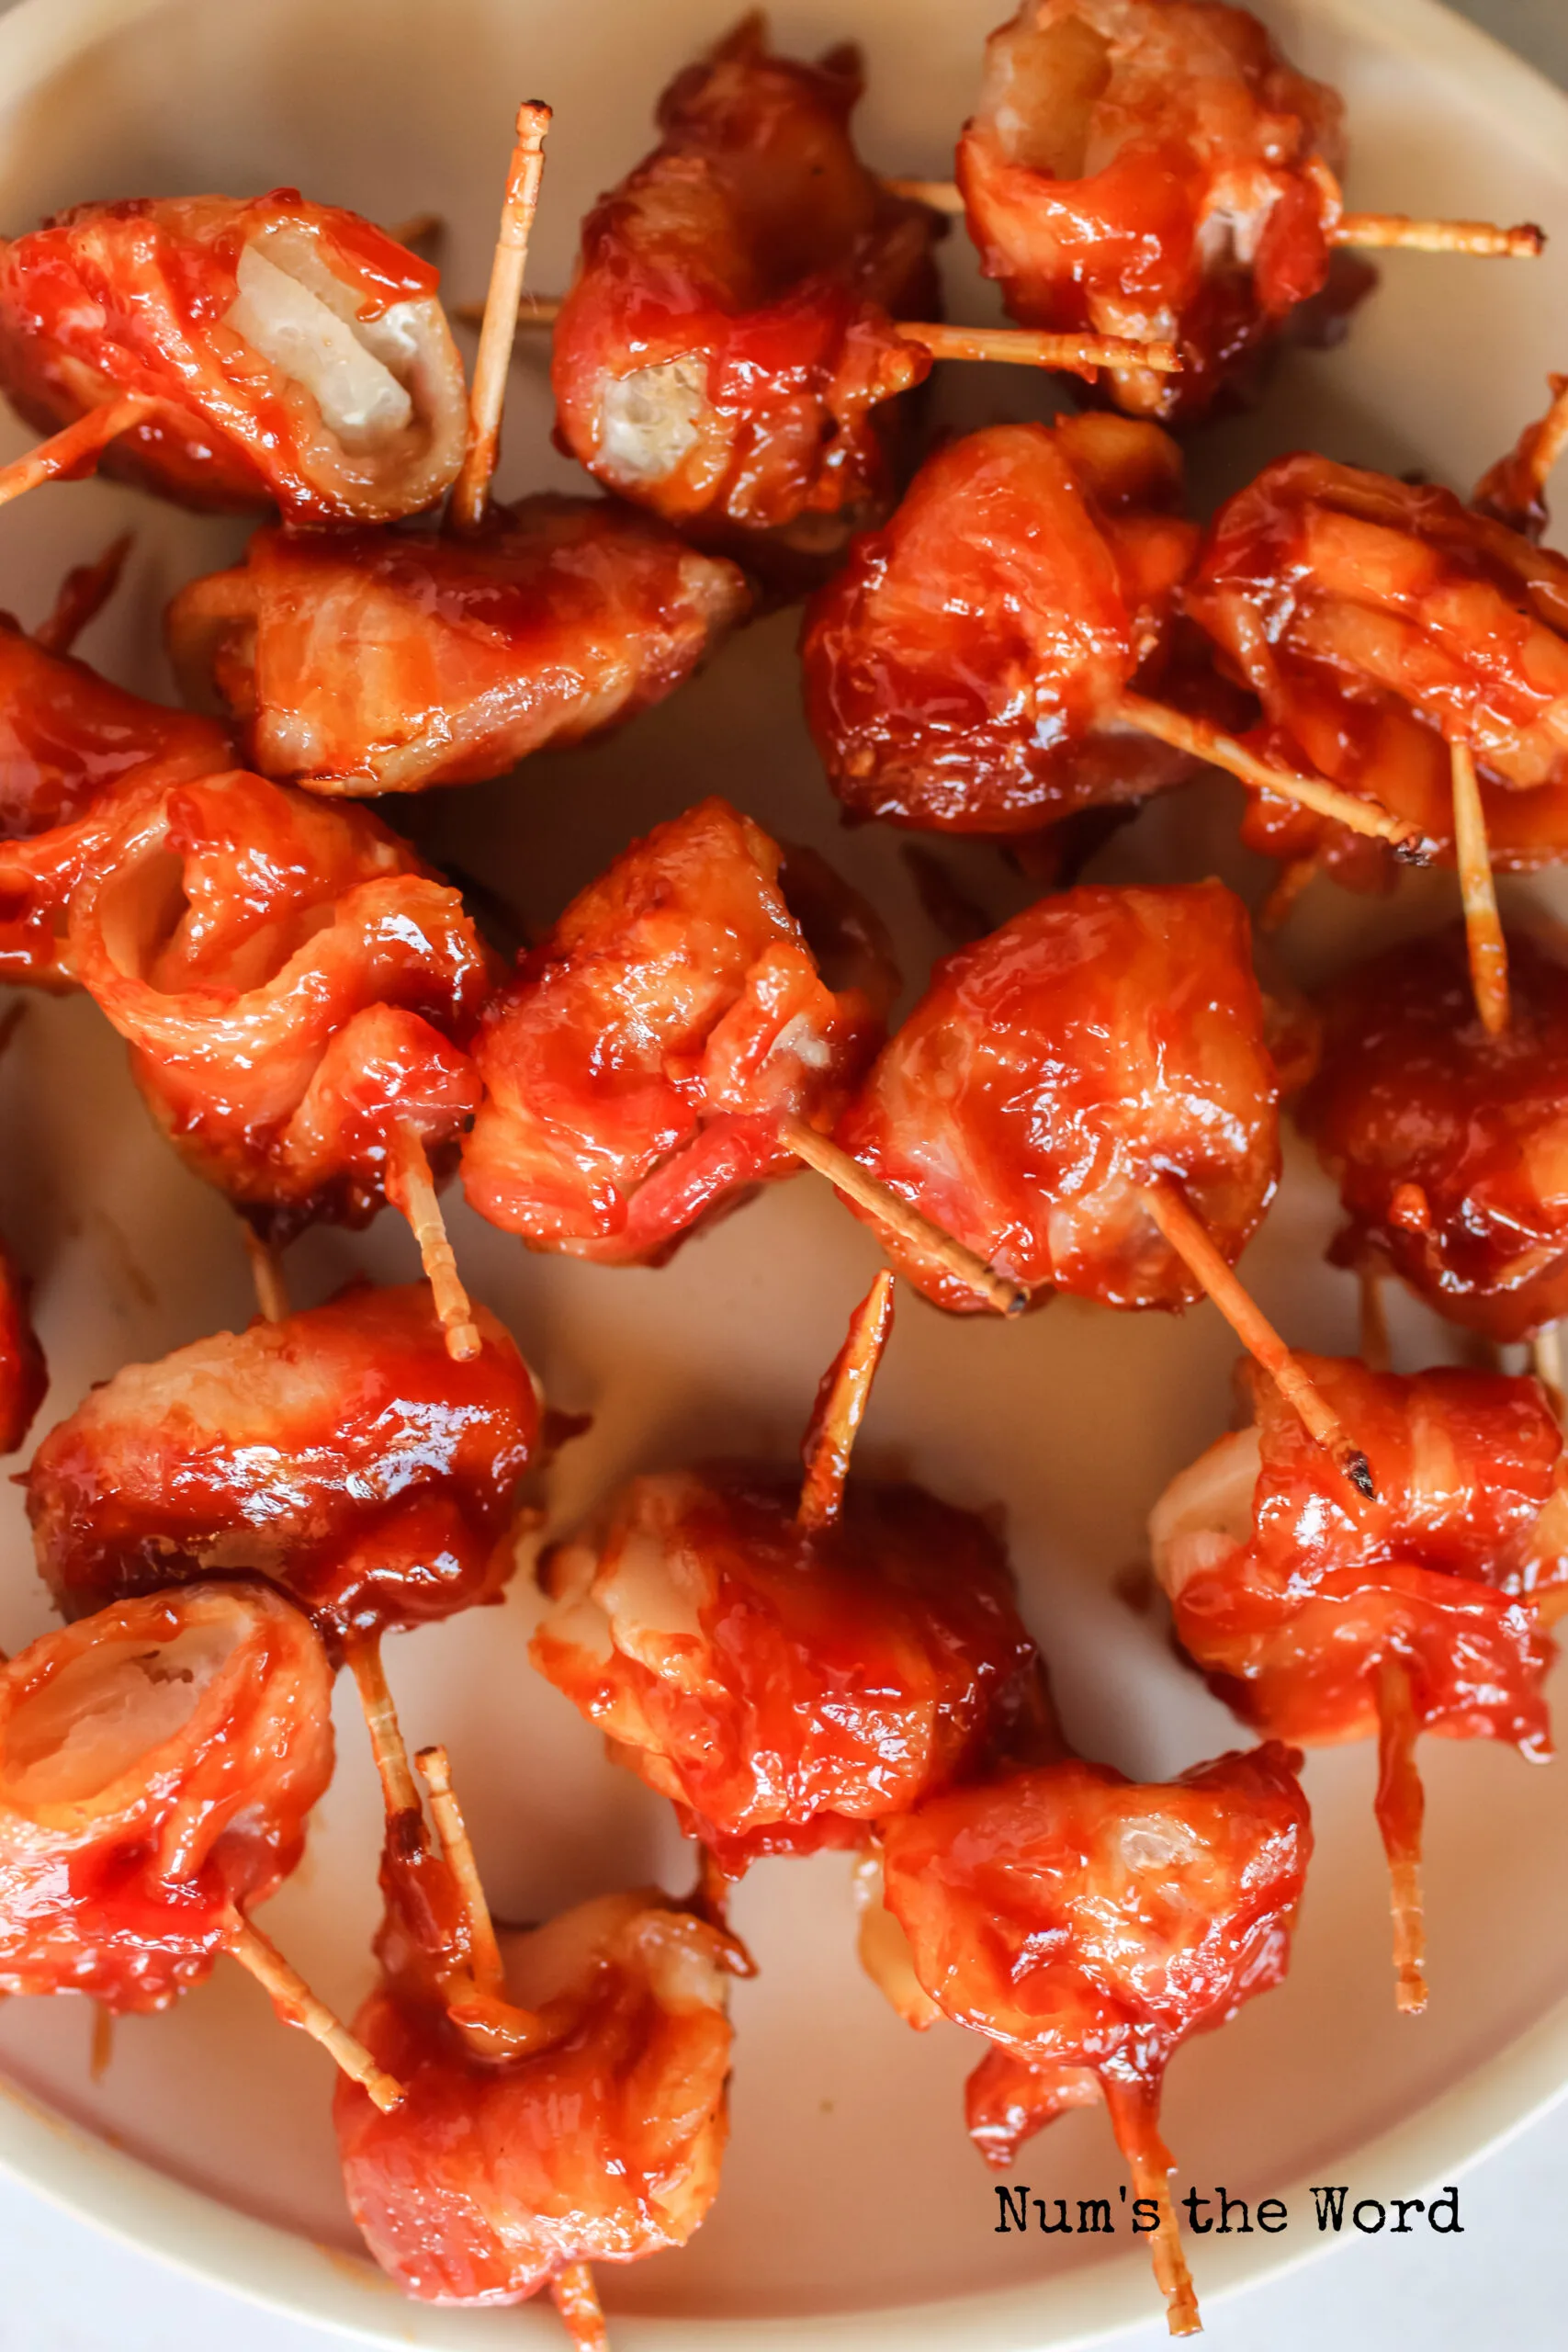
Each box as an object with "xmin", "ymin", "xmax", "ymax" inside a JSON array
[
  {"xmin": 532, "ymin": 1271, "xmax": 1054, "ymax": 1874},
  {"xmin": 863, "ymin": 1740, "xmax": 1312, "ymax": 2336},
  {"xmin": 334, "ymin": 1712, "xmax": 739, "ymax": 2341},
  {"xmin": 450, "ymin": 101, "xmax": 552, "ymax": 536},
  {"xmin": 1151, "ymin": 1353, "xmax": 1565, "ymax": 2009},
  {"xmin": 1186, "ymin": 433, "xmax": 1568, "ymax": 1024},
  {"xmin": 1472, "ymin": 372, "xmax": 1568, "ymax": 540},
  {"xmin": 834, "ymin": 879, "xmax": 1369, "ymax": 1494}
]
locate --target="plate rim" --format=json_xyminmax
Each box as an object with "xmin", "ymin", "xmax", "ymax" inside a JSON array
[{"xmin": 0, "ymin": 0, "xmax": 1566, "ymax": 2342}]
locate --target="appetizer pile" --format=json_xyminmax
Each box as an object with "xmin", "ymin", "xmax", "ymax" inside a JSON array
[{"xmin": 1, "ymin": 4, "xmax": 1563, "ymax": 2342}]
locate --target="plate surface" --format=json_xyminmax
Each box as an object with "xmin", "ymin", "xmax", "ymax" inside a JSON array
[{"xmin": 1, "ymin": 0, "xmax": 1567, "ymax": 2344}]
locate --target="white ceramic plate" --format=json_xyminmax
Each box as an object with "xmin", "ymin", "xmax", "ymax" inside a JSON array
[{"xmin": 1, "ymin": 0, "xmax": 1567, "ymax": 2344}]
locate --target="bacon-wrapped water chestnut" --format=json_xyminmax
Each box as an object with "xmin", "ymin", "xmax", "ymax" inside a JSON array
[
  {"xmin": 945, "ymin": 0, "xmax": 1539, "ymax": 425},
  {"xmin": 533, "ymin": 1272, "xmax": 1051, "ymax": 1874},
  {"xmin": 1187, "ymin": 448, "xmax": 1568, "ymax": 1023},
  {"xmin": 1189, "ymin": 454, "xmax": 1568, "ymax": 824},
  {"xmin": 836, "ymin": 880, "xmax": 1278, "ymax": 1310},
  {"xmin": 164, "ymin": 495, "xmax": 749, "ymax": 797},
  {"xmin": 800, "ymin": 418, "xmax": 1413, "ymax": 848},
  {"xmin": 834, "ymin": 878, "xmax": 1381, "ymax": 1490},
  {"xmin": 801, "ymin": 415, "xmax": 1201, "ymax": 833},
  {"xmin": 0, "ymin": 1580, "xmax": 328, "ymax": 2005},
  {"xmin": 863, "ymin": 1739, "xmax": 1311, "ymax": 2335},
  {"xmin": 0, "ymin": 1234, "xmax": 47, "ymax": 1454},
  {"xmin": 954, "ymin": 0, "xmax": 1348, "ymax": 423},
  {"xmin": 63, "ymin": 763, "xmax": 494, "ymax": 1349},
  {"xmin": 462, "ymin": 795, "xmax": 896, "ymax": 1267},
  {"xmin": 548, "ymin": 16, "xmax": 944, "ymax": 573},
  {"xmin": 26, "ymin": 1283, "xmax": 540, "ymax": 1649},
  {"xmin": 1150, "ymin": 1353, "xmax": 1565, "ymax": 2009},
  {"xmin": 0, "ymin": 192, "xmax": 467, "ymax": 522},
  {"xmin": 0, "ymin": 1578, "xmax": 399, "ymax": 2104},
  {"xmin": 336, "ymin": 1724, "xmax": 738, "ymax": 2341},
  {"xmin": 1299, "ymin": 922, "xmax": 1568, "ymax": 1344}
]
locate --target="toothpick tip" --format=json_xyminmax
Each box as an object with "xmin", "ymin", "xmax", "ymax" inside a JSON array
[
  {"xmin": 1344, "ymin": 1449, "xmax": 1377, "ymax": 1500},
  {"xmin": 1396, "ymin": 1972, "xmax": 1430, "ymax": 2016}
]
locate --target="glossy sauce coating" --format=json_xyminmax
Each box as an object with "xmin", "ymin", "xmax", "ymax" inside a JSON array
[
  {"xmin": 958, "ymin": 0, "xmax": 1344, "ymax": 423},
  {"xmin": 836, "ymin": 880, "xmax": 1279, "ymax": 1311},
  {"xmin": 28, "ymin": 1283, "xmax": 540, "ymax": 1647},
  {"xmin": 1188, "ymin": 455, "xmax": 1568, "ymax": 886},
  {"xmin": 165, "ymin": 496, "xmax": 750, "ymax": 797},
  {"xmin": 0, "ymin": 1235, "xmax": 47, "ymax": 1454},
  {"xmin": 1151, "ymin": 1354, "xmax": 1564, "ymax": 1747},
  {"xmin": 462, "ymin": 797, "xmax": 894, "ymax": 1265},
  {"xmin": 0, "ymin": 192, "xmax": 466, "ymax": 520},
  {"xmin": 336, "ymin": 1887, "xmax": 734, "ymax": 2304},
  {"xmin": 881, "ymin": 1746, "xmax": 1307, "ymax": 2132},
  {"xmin": 550, "ymin": 17, "xmax": 942, "ymax": 570},
  {"xmin": 0, "ymin": 1580, "xmax": 333, "ymax": 2008},
  {"xmin": 800, "ymin": 416, "xmax": 1203, "ymax": 833},
  {"xmin": 0, "ymin": 622, "xmax": 231, "ymax": 987},
  {"xmin": 534, "ymin": 1464, "xmax": 1050, "ymax": 1871},
  {"xmin": 1300, "ymin": 924, "xmax": 1568, "ymax": 1340},
  {"xmin": 66, "ymin": 767, "xmax": 493, "ymax": 1236}
]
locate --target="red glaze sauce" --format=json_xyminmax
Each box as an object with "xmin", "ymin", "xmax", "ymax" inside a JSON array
[
  {"xmin": 65, "ymin": 767, "xmax": 494, "ymax": 1238},
  {"xmin": 835, "ymin": 880, "xmax": 1279, "ymax": 1312},
  {"xmin": 958, "ymin": 0, "xmax": 1344, "ymax": 423},
  {"xmin": 27, "ymin": 1283, "xmax": 540, "ymax": 1648},
  {"xmin": 165, "ymin": 496, "xmax": 751, "ymax": 796},
  {"xmin": 800, "ymin": 415, "xmax": 1205, "ymax": 834},
  {"xmin": 461, "ymin": 797, "xmax": 895, "ymax": 1266},
  {"xmin": 1152, "ymin": 1354, "xmax": 1565, "ymax": 1747},
  {"xmin": 0, "ymin": 191, "xmax": 463, "ymax": 521},
  {"xmin": 1300, "ymin": 923, "xmax": 1568, "ymax": 1340},
  {"xmin": 532, "ymin": 1464, "xmax": 1052, "ymax": 1871},
  {"xmin": 550, "ymin": 18, "xmax": 942, "ymax": 572},
  {"xmin": 0, "ymin": 1580, "xmax": 333, "ymax": 2008}
]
